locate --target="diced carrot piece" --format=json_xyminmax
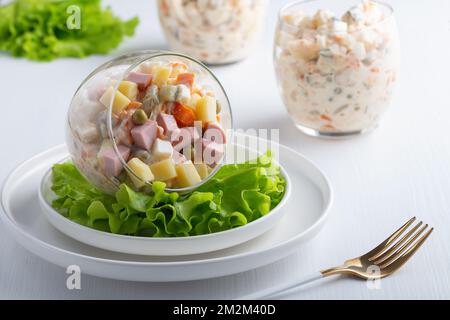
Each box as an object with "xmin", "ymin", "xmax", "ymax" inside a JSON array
[
  {"xmin": 192, "ymin": 87, "xmax": 203, "ymax": 96},
  {"xmin": 173, "ymin": 103, "xmax": 196, "ymax": 127},
  {"xmin": 321, "ymin": 124, "xmax": 336, "ymax": 130},
  {"xmin": 118, "ymin": 110, "xmax": 129, "ymax": 120},
  {"xmin": 126, "ymin": 101, "xmax": 143, "ymax": 110},
  {"xmin": 176, "ymin": 73, "xmax": 195, "ymax": 88},
  {"xmin": 159, "ymin": 0, "xmax": 169, "ymax": 16},
  {"xmin": 320, "ymin": 114, "xmax": 332, "ymax": 121},
  {"xmin": 332, "ymin": 35, "xmax": 343, "ymax": 42},
  {"xmin": 171, "ymin": 62, "xmax": 188, "ymax": 70}
]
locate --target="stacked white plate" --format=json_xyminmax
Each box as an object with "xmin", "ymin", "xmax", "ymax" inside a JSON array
[{"xmin": 0, "ymin": 135, "xmax": 332, "ymax": 282}]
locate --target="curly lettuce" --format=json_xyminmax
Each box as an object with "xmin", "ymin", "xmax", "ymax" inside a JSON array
[
  {"xmin": 50, "ymin": 153, "xmax": 286, "ymax": 237},
  {"xmin": 0, "ymin": 0, "xmax": 139, "ymax": 61}
]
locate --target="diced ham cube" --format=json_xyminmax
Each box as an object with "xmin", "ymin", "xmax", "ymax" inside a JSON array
[
  {"xmin": 117, "ymin": 145, "xmax": 131, "ymax": 161},
  {"xmin": 130, "ymin": 120, "xmax": 158, "ymax": 150},
  {"xmin": 202, "ymin": 140, "xmax": 224, "ymax": 166},
  {"xmin": 80, "ymin": 144, "xmax": 97, "ymax": 159},
  {"xmin": 172, "ymin": 150, "xmax": 187, "ymax": 164},
  {"xmin": 126, "ymin": 72, "xmax": 152, "ymax": 90},
  {"xmin": 171, "ymin": 127, "xmax": 201, "ymax": 150},
  {"xmin": 204, "ymin": 123, "xmax": 227, "ymax": 144},
  {"xmin": 115, "ymin": 126, "xmax": 133, "ymax": 146},
  {"xmin": 157, "ymin": 113, "xmax": 178, "ymax": 135},
  {"xmin": 98, "ymin": 145, "xmax": 130, "ymax": 177}
]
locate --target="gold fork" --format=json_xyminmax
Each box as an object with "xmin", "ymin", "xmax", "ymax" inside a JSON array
[{"xmin": 240, "ymin": 217, "xmax": 433, "ymax": 300}]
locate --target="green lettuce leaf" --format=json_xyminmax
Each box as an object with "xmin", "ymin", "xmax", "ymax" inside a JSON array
[
  {"xmin": 0, "ymin": 0, "xmax": 139, "ymax": 61},
  {"xmin": 50, "ymin": 152, "xmax": 286, "ymax": 237}
]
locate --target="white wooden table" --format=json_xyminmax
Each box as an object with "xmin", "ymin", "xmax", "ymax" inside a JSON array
[{"xmin": 0, "ymin": 0, "xmax": 449, "ymax": 299}]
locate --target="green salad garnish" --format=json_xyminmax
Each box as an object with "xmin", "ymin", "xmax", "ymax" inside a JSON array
[
  {"xmin": 0, "ymin": 0, "xmax": 139, "ymax": 61},
  {"xmin": 50, "ymin": 153, "xmax": 286, "ymax": 237}
]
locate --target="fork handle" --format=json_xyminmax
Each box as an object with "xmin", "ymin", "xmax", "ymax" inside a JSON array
[{"xmin": 237, "ymin": 272, "xmax": 324, "ymax": 300}]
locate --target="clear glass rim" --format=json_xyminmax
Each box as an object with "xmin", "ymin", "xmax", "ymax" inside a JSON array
[
  {"xmin": 106, "ymin": 50, "xmax": 233, "ymax": 194},
  {"xmin": 278, "ymin": 0, "xmax": 394, "ymax": 30}
]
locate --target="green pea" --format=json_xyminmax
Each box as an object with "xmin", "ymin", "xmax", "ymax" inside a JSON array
[{"xmin": 132, "ymin": 109, "xmax": 148, "ymax": 125}]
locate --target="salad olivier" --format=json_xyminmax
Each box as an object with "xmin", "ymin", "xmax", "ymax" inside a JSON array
[
  {"xmin": 274, "ymin": 0, "xmax": 400, "ymax": 134},
  {"xmin": 158, "ymin": 0, "xmax": 268, "ymax": 64},
  {"xmin": 68, "ymin": 57, "xmax": 229, "ymax": 194},
  {"xmin": 51, "ymin": 153, "xmax": 286, "ymax": 237}
]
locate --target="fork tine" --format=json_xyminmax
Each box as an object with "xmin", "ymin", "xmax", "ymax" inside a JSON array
[
  {"xmin": 370, "ymin": 221, "xmax": 423, "ymax": 263},
  {"xmin": 365, "ymin": 217, "xmax": 416, "ymax": 260},
  {"xmin": 377, "ymin": 223, "xmax": 428, "ymax": 267},
  {"xmin": 381, "ymin": 227, "xmax": 433, "ymax": 273}
]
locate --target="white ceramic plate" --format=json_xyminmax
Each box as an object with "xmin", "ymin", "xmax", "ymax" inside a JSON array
[
  {"xmin": 0, "ymin": 137, "xmax": 333, "ymax": 282},
  {"xmin": 38, "ymin": 143, "xmax": 292, "ymax": 256}
]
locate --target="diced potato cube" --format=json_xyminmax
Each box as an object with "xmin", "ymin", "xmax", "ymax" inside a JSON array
[
  {"xmin": 127, "ymin": 158, "xmax": 154, "ymax": 188},
  {"xmin": 99, "ymin": 87, "xmax": 131, "ymax": 115},
  {"xmin": 330, "ymin": 20, "xmax": 348, "ymax": 33},
  {"xmin": 195, "ymin": 163, "xmax": 209, "ymax": 180},
  {"xmin": 175, "ymin": 85, "xmax": 191, "ymax": 104},
  {"xmin": 153, "ymin": 65, "xmax": 173, "ymax": 87},
  {"xmin": 150, "ymin": 158, "xmax": 177, "ymax": 181},
  {"xmin": 196, "ymin": 96, "xmax": 217, "ymax": 124},
  {"xmin": 118, "ymin": 81, "xmax": 138, "ymax": 100},
  {"xmin": 175, "ymin": 161, "xmax": 202, "ymax": 188},
  {"xmin": 152, "ymin": 138, "xmax": 174, "ymax": 161},
  {"xmin": 187, "ymin": 93, "xmax": 201, "ymax": 110}
]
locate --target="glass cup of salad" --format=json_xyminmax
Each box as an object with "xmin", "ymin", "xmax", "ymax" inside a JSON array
[
  {"xmin": 157, "ymin": 0, "xmax": 268, "ymax": 65},
  {"xmin": 66, "ymin": 51, "xmax": 232, "ymax": 194},
  {"xmin": 274, "ymin": 0, "xmax": 400, "ymax": 138}
]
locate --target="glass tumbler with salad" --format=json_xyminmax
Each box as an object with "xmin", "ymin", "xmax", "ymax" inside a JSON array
[
  {"xmin": 274, "ymin": 0, "xmax": 400, "ymax": 138},
  {"xmin": 66, "ymin": 51, "xmax": 232, "ymax": 194},
  {"xmin": 157, "ymin": 0, "xmax": 268, "ymax": 65}
]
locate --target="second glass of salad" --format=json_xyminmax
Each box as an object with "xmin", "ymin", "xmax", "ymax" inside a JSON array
[
  {"xmin": 274, "ymin": 0, "xmax": 400, "ymax": 138},
  {"xmin": 157, "ymin": 0, "xmax": 268, "ymax": 65}
]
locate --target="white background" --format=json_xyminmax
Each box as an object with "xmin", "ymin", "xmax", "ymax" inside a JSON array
[{"xmin": 1, "ymin": 0, "xmax": 449, "ymax": 299}]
